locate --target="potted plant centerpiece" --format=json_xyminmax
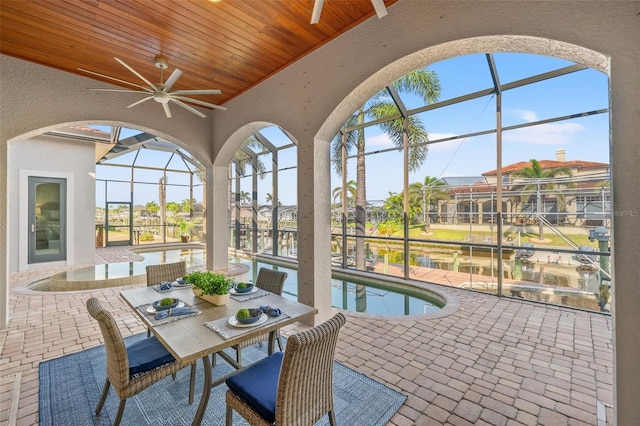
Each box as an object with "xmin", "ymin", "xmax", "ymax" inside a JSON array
[
  {"xmin": 177, "ymin": 219, "xmax": 192, "ymax": 243},
  {"xmin": 183, "ymin": 271, "xmax": 234, "ymax": 306}
]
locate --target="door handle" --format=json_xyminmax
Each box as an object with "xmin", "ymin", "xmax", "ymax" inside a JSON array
[{"xmin": 31, "ymin": 224, "xmax": 35, "ymax": 232}]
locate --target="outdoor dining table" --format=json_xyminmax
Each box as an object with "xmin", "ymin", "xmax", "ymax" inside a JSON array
[{"xmin": 120, "ymin": 285, "xmax": 317, "ymax": 425}]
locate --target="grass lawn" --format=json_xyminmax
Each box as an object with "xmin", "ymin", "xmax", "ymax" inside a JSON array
[{"xmin": 407, "ymin": 225, "xmax": 596, "ymax": 248}]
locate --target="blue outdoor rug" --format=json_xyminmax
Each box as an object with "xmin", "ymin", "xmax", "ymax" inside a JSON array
[{"xmin": 39, "ymin": 333, "xmax": 406, "ymax": 425}]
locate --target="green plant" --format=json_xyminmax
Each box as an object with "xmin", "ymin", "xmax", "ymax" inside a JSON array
[
  {"xmin": 159, "ymin": 297, "xmax": 174, "ymax": 306},
  {"xmin": 183, "ymin": 271, "xmax": 233, "ymax": 296},
  {"xmin": 177, "ymin": 220, "xmax": 192, "ymax": 236},
  {"xmin": 237, "ymin": 282, "xmax": 247, "ymax": 290},
  {"xmin": 140, "ymin": 232, "xmax": 155, "ymax": 241},
  {"xmin": 236, "ymin": 308, "xmax": 250, "ymax": 319}
]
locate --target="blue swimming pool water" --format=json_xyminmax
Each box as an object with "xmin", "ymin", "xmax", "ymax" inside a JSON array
[
  {"xmin": 31, "ymin": 247, "xmax": 443, "ymax": 315},
  {"xmin": 233, "ymin": 258, "xmax": 443, "ymax": 316}
]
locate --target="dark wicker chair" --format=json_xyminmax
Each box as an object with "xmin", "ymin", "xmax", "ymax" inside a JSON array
[
  {"xmin": 225, "ymin": 312, "xmax": 346, "ymax": 425},
  {"xmin": 86, "ymin": 297, "xmax": 194, "ymax": 426},
  {"xmin": 232, "ymin": 267, "xmax": 288, "ymax": 364}
]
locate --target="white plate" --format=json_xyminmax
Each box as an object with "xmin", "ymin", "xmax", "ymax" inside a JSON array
[
  {"xmin": 228, "ymin": 313, "xmax": 268, "ymax": 328},
  {"xmin": 146, "ymin": 301, "xmax": 185, "ymax": 314},
  {"xmin": 229, "ymin": 286, "xmax": 258, "ymax": 295}
]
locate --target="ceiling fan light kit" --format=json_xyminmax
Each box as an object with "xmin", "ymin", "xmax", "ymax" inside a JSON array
[
  {"xmin": 78, "ymin": 55, "xmax": 226, "ymax": 118},
  {"xmin": 154, "ymin": 55, "xmax": 169, "ymax": 70}
]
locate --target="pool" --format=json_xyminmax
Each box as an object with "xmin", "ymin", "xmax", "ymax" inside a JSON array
[
  {"xmin": 233, "ymin": 258, "xmax": 444, "ymax": 316},
  {"xmin": 27, "ymin": 247, "xmax": 445, "ymax": 316},
  {"xmin": 28, "ymin": 246, "xmax": 209, "ymax": 291}
]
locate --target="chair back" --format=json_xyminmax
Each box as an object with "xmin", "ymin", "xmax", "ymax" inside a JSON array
[
  {"xmin": 146, "ymin": 261, "xmax": 187, "ymax": 286},
  {"xmin": 255, "ymin": 267, "xmax": 287, "ymax": 295},
  {"xmin": 86, "ymin": 297, "xmax": 130, "ymax": 391},
  {"xmin": 275, "ymin": 313, "xmax": 346, "ymax": 425}
]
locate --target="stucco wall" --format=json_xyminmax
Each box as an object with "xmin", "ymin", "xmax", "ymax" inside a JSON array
[
  {"xmin": 1, "ymin": 0, "xmax": 639, "ymax": 422},
  {"xmin": 8, "ymin": 136, "xmax": 96, "ymax": 272}
]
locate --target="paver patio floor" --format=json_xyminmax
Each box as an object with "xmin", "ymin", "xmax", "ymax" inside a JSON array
[{"xmin": 2, "ymin": 246, "xmax": 613, "ymax": 425}]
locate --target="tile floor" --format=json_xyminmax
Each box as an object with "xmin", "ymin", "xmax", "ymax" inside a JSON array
[{"xmin": 1, "ymin": 246, "xmax": 613, "ymax": 425}]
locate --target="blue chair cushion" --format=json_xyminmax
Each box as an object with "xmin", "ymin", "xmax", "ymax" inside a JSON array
[
  {"xmin": 226, "ymin": 351, "xmax": 284, "ymax": 423},
  {"xmin": 127, "ymin": 336, "xmax": 175, "ymax": 376}
]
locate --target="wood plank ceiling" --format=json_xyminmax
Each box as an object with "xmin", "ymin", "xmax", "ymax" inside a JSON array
[{"xmin": 0, "ymin": 0, "xmax": 397, "ymax": 111}]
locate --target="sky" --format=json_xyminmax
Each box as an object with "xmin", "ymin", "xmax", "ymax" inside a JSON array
[{"xmin": 96, "ymin": 52, "xmax": 609, "ymax": 207}]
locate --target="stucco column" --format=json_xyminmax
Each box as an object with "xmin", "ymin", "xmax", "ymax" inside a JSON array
[
  {"xmin": 610, "ymin": 55, "xmax": 640, "ymax": 425},
  {"xmin": 296, "ymin": 137, "xmax": 332, "ymax": 325},
  {"xmin": 207, "ymin": 164, "xmax": 230, "ymax": 271},
  {"xmin": 0, "ymin": 140, "xmax": 7, "ymax": 328}
]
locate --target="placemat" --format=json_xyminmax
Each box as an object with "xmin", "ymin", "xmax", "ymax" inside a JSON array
[
  {"xmin": 136, "ymin": 301, "xmax": 201, "ymax": 326},
  {"xmin": 229, "ymin": 288, "xmax": 271, "ymax": 302},
  {"xmin": 205, "ymin": 313, "xmax": 290, "ymax": 339},
  {"xmin": 152, "ymin": 281, "xmax": 192, "ymax": 293}
]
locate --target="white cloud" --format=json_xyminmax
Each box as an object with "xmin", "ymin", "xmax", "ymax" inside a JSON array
[
  {"xmin": 516, "ymin": 109, "xmax": 539, "ymax": 122},
  {"xmin": 366, "ymin": 132, "xmax": 462, "ymax": 152},
  {"xmin": 366, "ymin": 133, "xmax": 392, "ymax": 146},
  {"xmin": 505, "ymin": 122, "xmax": 584, "ymax": 145},
  {"xmin": 506, "ymin": 109, "xmax": 584, "ymax": 145}
]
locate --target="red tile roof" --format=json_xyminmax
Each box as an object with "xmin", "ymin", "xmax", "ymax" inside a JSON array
[{"xmin": 483, "ymin": 160, "xmax": 609, "ymax": 176}]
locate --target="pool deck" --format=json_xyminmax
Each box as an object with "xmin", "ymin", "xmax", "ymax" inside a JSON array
[{"xmin": 2, "ymin": 245, "xmax": 614, "ymax": 425}]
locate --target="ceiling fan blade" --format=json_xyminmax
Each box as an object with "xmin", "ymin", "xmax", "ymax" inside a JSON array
[
  {"xmin": 162, "ymin": 103, "xmax": 173, "ymax": 118},
  {"xmin": 170, "ymin": 98, "xmax": 207, "ymax": 118},
  {"xmin": 172, "ymin": 95, "xmax": 227, "ymax": 111},
  {"xmin": 171, "ymin": 89, "xmax": 222, "ymax": 95},
  {"xmin": 371, "ymin": 0, "xmax": 388, "ymax": 19},
  {"xmin": 126, "ymin": 96, "xmax": 153, "ymax": 109},
  {"xmin": 114, "ymin": 57, "xmax": 158, "ymax": 91},
  {"xmin": 163, "ymin": 68, "xmax": 182, "ymax": 91},
  {"xmin": 78, "ymin": 68, "xmax": 150, "ymax": 91},
  {"xmin": 310, "ymin": 0, "xmax": 324, "ymax": 24},
  {"xmin": 89, "ymin": 88, "xmax": 152, "ymax": 93}
]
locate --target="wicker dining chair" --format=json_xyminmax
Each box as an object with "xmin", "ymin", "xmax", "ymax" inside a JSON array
[
  {"xmin": 231, "ymin": 267, "xmax": 288, "ymax": 364},
  {"xmin": 145, "ymin": 261, "xmax": 187, "ymax": 336},
  {"xmin": 146, "ymin": 261, "xmax": 187, "ymax": 286},
  {"xmin": 86, "ymin": 297, "xmax": 195, "ymax": 426},
  {"xmin": 225, "ymin": 312, "xmax": 346, "ymax": 426}
]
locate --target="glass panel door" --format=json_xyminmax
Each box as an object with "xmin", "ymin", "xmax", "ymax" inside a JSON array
[
  {"xmin": 29, "ymin": 177, "xmax": 66, "ymax": 263},
  {"xmin": 106, "ymin": 202, "xmax": 132, "ymax": 246}
]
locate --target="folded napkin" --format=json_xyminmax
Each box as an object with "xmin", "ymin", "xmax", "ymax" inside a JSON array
[
  {"xmin": 155, "ymin": 278, "xmax": 191, "ymax": 293},
  {"xmin": 159, "ymin": 282, "xmax": 174, "ymax": 292},
  {"xmin": 154, "ymin": 306, "xmax": 199, "ymax": 321},
  {"xmin": 259, "ymin": 305, "xmax": 282, "ymax": 317}
]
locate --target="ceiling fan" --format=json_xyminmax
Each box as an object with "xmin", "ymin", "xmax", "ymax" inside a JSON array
[
  {"xmin": 78, "ymin": 55, "xmax": 226, "ymax": 118},
  {"xmin": 311, "ymin": 0, "xmax": 388, "ymax": 24}
]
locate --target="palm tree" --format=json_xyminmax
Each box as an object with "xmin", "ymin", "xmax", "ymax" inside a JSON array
[
  {"xmin": 383, "ymin": 192, "xmax": 404, "ymax": 222},
  {"xmin": 166, "ymin": 201, "xmax": 180, "ymax": 217},
  {"xmin": 331, "ymin": 68, "xmax": 440, "ymax": 269},
  {"xmin": 181, "ymin": 198, "xmax": 192, "ymax": 213},
  {"xmin": 332, "ymin": 180, "xmax": 357, "ymax": 205},
  {"xmin": 234, "ymin": 136, "xmax": 267, "ymax": 178},
  {"xmin": 239, "ymin": 191, "xmax": 252, "ymax": 205},
  {"xmin": 510, "ymin": 159, "xmax": 573, "ymax": 239},
  {"xmin": 265, "ymin": 193, "xmax": 282, "ymax": 206},
  {"xmin": 145, "ymin": 201, "xmax": 160, "ymax": 216}
]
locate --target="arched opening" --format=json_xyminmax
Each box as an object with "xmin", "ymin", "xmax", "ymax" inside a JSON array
[
  {"xmin": 7, "ymin": 121, "xmax": 208, "ymax": 273},
  {"xmin": 323, "ymin": 43, "xmax": 609, "ymax": 313}
]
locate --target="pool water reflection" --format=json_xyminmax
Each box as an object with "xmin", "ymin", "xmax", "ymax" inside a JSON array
[
  {"xmin": 28, "ymin": 247, "xmax": 443, "ymax": 316},
  {"xmin": 234, "ymin": 258, "xmax": 443, "ymax": 316}
]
